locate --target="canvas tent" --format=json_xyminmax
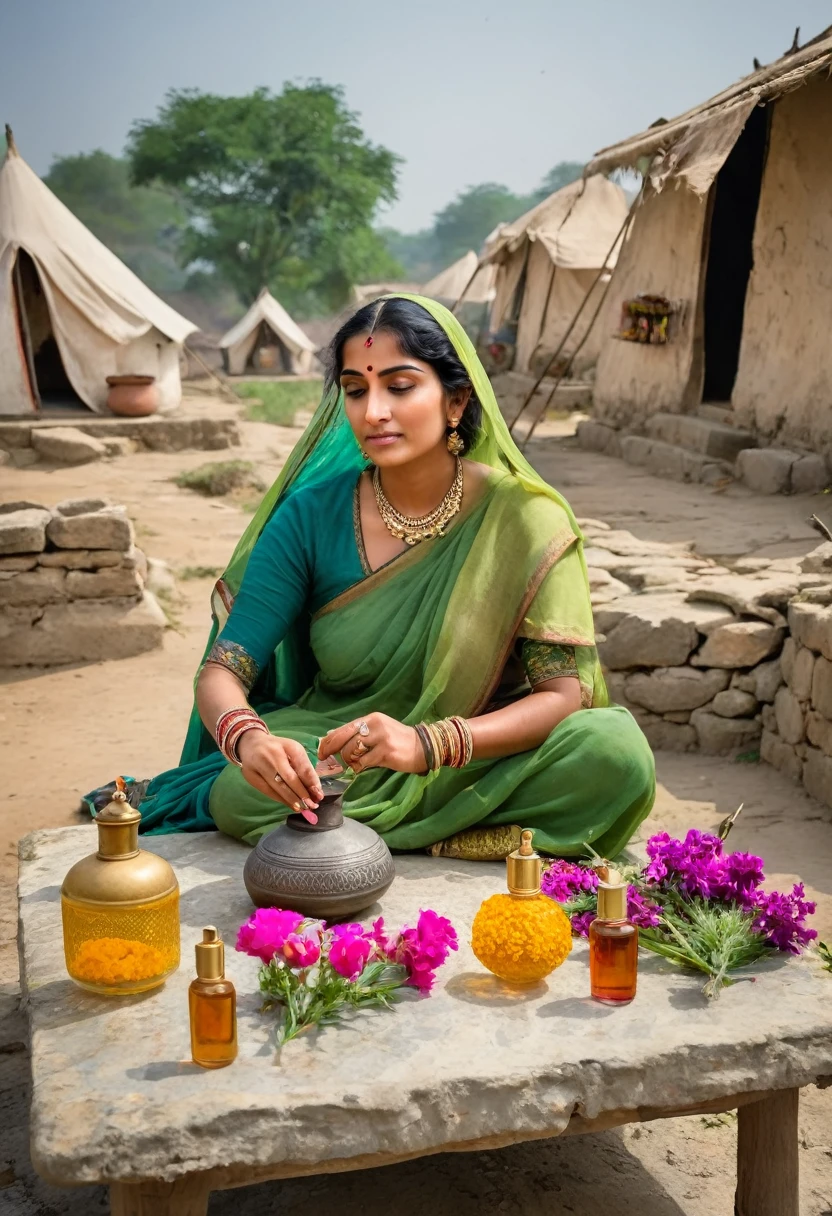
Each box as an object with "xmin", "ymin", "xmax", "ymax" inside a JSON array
[
  {"xmin": 0, "ymin": 130, "xmax": 196, "ymax": 416},
  {"xmin": 422, "ymin": 251, "xmax": 496, "ymax": 306},
  {"xmin": 585, "ymin": 26, "xmax": 832, "ymax": 457},
  {"xmin": 219, "ymin": 288, "xmax": 317, "ymax": 376},
  {"xmin": 480, "ymin": 174, "xmax": 629, "ymax": 377}
]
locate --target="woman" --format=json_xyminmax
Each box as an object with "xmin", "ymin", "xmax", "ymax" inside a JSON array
[{"xmin": 122, "ymin": 294, "xmax": 654, "ymax": 859}]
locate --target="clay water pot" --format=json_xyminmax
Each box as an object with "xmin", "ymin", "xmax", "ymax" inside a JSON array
[
  {"xmin": 243, "ymin": 779, "xmax": 395, "ymax": 920},
  {"xmin": 106, "ymin": 374, "xmax": 159, "ymax": 417}
]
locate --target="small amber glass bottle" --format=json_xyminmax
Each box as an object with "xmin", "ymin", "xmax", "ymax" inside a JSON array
[
  {"xmin": 189, "ymin": 927, "xmax": 237, "ymax": 1068},
  {"xmin": 589, "ymin": 865, "xmax": 638, "ymax": 1005}
]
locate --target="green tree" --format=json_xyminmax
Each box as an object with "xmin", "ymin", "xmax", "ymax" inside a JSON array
[
  {"xmin": 127, "ymin": 83, "xmax": 402, "ymax": 315},
  {"xmin": 432, "ymin": 183, "xmax": 528, "ymax": 266},
  {"xmin": 529, "ymin": 160, "xmax": 584, "ymax": 206},
  {"xmin": 44, "ymin": 151, "xmax": 187, "ymax": 292}
]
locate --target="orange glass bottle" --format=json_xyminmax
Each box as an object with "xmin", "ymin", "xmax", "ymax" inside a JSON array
[
  {"xmin": 589, "ymin": 866, "xmax": 638, "ymax": 1004},
  {"xmin": 189, "ymin": 927, "xmax": 237, "ymax": 1068}
]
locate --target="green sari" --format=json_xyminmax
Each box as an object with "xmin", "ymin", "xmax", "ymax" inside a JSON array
[{"xmin": 135, "ymin": 295, "xmax": 655, "ymax": 856}]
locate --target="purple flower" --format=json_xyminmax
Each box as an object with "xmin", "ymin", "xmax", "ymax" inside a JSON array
[
  {"xmin": 236, "ymin": 908, "xmax": 305, "ymax": 964},
  {"xmin": 541, "ymin": 860, "xmax": 598, "ymax": 903},
  {"xmin": 570, "ymin": 910, "xmax": 596, "ymax": 938},
  {"xmin": 627, "ymin": 885, "xmax": 662, "ymax": 929},
  {"xmin": 752, "ymin": 883, "xmax": 818, "ymax": 954},
  {"xmin": 717, "ymin": 851, "xmax": 766, "ymax": 906},
  {"xmin": 393, "ymin": 909, "xmax": 458, "ymax": 993},
  {"xmin": 282, "ymin": 929, "xmax": 322, "ymax": 970},
  {"xmin": 644, "ymin": 830, "xmax": 726, "ymax": 899},
  {"xmin": 329, "ymin": 923, "xmax": 374, "ymax": 980}
]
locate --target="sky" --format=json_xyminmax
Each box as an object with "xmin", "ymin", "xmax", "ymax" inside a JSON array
[{"xmin": 4, "ymin": 0, "xmax": 830, "ymax": 232}]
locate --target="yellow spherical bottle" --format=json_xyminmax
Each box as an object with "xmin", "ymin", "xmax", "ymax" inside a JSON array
[
  {"xmin": 471, "ymin": 829, "xmax": 572, "ymax": 984},
  {"xmin": 61, "ymin": 779, "xmax": 180, "ymax": 995}
]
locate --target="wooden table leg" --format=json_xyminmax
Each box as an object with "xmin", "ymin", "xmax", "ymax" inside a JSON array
[
  {"xmin": 110, "ymin": 1175, "xmax": 210, "ymax": 1216},
  {"xmin": 735, "ymin": 1087, "xmax": 799, "ymax": 1216}
]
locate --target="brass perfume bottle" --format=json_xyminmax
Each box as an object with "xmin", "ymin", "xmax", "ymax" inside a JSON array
[
  {"xmin": 189, "ymin": 927, "xmax": 237, "ymax": 1069},
  {"xmin": 61, "ymin": 779, "xmax": 180, "ymax": 995}
]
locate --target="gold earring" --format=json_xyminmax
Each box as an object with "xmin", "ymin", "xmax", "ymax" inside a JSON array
[
  {"xmin": 447, "ymin": 426, "xmax": 464, "ymax": 455},
  {"xmin": 360, "ymin": 448, "xmax": 372, "ymax": 462}
]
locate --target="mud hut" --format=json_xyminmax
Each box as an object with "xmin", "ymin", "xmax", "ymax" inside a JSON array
[
  {"xmin": 0, "ymin": 129, "xmax": 196, "ymax": 416},
  {"xmin": 219, "ymin": 288, "xmax": 317, "ymax": 376},
  {"xmin": 587, "ymin": 26, "xmax": 832, "ymax": 460},
  {"xmin": 480, "ymin": 175, "xmax": 628, "ymax": 377}
]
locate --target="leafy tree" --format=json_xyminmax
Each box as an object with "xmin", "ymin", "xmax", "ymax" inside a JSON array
[
  {"xmin": 432, "ymin": 183, "xmax": 528, "ymax": 266},
  {"xmin": 127, "ymin": 83, "xmax": 402, "ymax": 314},
  {"xmin": 44, "ymin": 151, "xmax": 188, "ymax": 292},
  {"xmin": 529, "ymin": 160, "xmax": 584, "ymax": 205}
]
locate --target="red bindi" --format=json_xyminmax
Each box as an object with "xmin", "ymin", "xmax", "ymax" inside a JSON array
[
  {"xmin": 364, "ymin": 335, "xmax": 373, "ymax": 347},
  {"xmin": 366, "ymin": 365, "xmax": 373, "ymax": 372}
]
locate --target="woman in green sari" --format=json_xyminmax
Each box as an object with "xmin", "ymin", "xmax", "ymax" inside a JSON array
[{"xmin": 129, "ymin": 294, "xmax": 655, "ymax": 859}]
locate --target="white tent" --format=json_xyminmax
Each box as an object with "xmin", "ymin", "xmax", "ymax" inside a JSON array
[
  {"xmin": 0, "ymin": 131, "xmax": 196, "ymax": 416},
  {"xmin": 219, "ymin": 288, "xmax": 317, "ymax": 376},
  {"xmin": 482, "ymin": 174, "xmax": 629, "ymax": 376},
  {"xmin": 422, "ymin": 251, "xmax": 496, "ymax": 306}
]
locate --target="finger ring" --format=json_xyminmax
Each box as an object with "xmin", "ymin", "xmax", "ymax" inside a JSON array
[
  {"xmin": 273, "ymin": 774, "xmax": 284, "ymax": 784},
  {"xmin": 354, "ymin": 740, "xmax": 368, "ymax": 756},
  {"xmin": 357, "ymin": 720, "xmax": 370, "ymax": 737}
]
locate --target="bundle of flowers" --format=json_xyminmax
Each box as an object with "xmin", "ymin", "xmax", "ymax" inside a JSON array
[
  {"xmin": 236, "ymin": 907, "xmax": 457, "ymax": 1045},
  {"xmin": 541, "ymin": 827, "xmax": 817, "ymax": 998}
]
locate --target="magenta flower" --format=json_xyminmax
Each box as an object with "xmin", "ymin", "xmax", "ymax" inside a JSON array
[
  {"xmin": 627, "ymin": 886, "xmax": 662, "ymax": 929},
  {"xmin": 570, "ymin": 910, "xmax": 596, "ymax": 938},
  {"xmin": 541, "ymin": 860, "xmax": 598, "ymax": 902},
  {"xmin": 752, "ymin": 883, "xmax": 818, "ymax": 954},
  {"xmin": 282, "ymin": 929, "xmax": 322, "ymax": 970},
  {"xmin": 329, "ymin": 923, "xmax": 373, "ymax": 980},
  {"xmin": 236, "ymin": 907, "xmax": 305, "ymax": 964},
  {"xmin": 718, "ymin": 852, "xmax": 765, "ymax": 905},
  {"xmin": 393, "ymin": 908, "xmax": 458, "ymax": 992}
]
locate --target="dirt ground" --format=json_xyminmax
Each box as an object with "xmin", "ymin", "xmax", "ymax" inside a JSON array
[{"xmin": 1, "ymin": 398, "xmax": 831, "ymax": 1215}]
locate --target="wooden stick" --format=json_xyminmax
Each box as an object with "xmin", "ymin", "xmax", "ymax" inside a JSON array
[
  {"xmin": 808, "ymin": 513, "xmax": 832, "ymax": 543},
  {"xmin": 110, "ymin": 1176, "xmax": 210, "ymax": 1216},
  {"xmin": 735, "ymin": 1088, "xmax": 799, "ymax": 1216},
  {"xmin": 184, "ymin": 345, "xmax": 242, "ymax": 405}
]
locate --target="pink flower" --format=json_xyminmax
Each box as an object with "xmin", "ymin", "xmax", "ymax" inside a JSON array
[
  {"xmin": 570, "ymin": 910, "xmax": 596, "ymax": 938},
  {"xmin": 393, "ymin": 909, "xmax": 458, "ymax": 993},
  {"xmin": 752, "ymin": 882, "xmax": 818, "ymax": 953},
  {"xmin": 236, "ymin": 907, "xmax": 305, "ymax": 964},
  {"xmin": 541, "ymin": 860, "xmax": 598, "ymax": 903},
  {"xmin": 282, "ymin": 929, "xmax": 322, "ymax": 970},
  {"xmin": 329, "ymin": 923, "xmax": 373, "ymax": 980}
]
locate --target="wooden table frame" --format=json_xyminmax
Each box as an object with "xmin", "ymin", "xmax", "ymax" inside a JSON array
[{"xmin": 105, "ymin": 1082, "xmax": 823, "ymax": 1216}]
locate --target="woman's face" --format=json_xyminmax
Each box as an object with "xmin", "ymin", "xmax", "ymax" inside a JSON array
[{"xmin": 340, "ymin": 330, "xmax": 463, "ymax": 468}]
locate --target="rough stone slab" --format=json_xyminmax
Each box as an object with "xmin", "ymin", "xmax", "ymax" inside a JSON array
[
  {"xmin": 760, "ymin": 730, "xmax": 804, "ymax": 781},
  {"xmin": 581, "ymin": 532, "xmax": 692, "ymax": 559},
  {"xmin": 0, "ymin": 507, "xmax": 52, "ymax": 555},
  {"xmin": 692, "ymin": 622, "xmax": 783, "ymax": 669},
  {"xmin": 633, "ymin": 712, "xmax": 697, "ymax": 751},
  {"xmin": 31, "ymin": 427, "xmax": 107, "ymax": 465},
  {"xmin": 645, "ymin": 412, "xmax": 755, "ymax": 461},
  {"xmin": 712, "ymin": 688, "xmax": 759, "ymax": 718},
  {"xmin": 800, "ymin": 543, "xmax": 832, "ymax": 575},
  {"xmin": 46, "ymin": 507, "xmax": 133, "ymax": 552},
  {"xmin": 802, "ymin": 746, "xmax": 832, "ymax": 808},
  {"xmin": 773, "ymin": 687, "xmax": 806, "ymax": 746},
  {"xmin": 575, "ymin": 419, "xmax": 620, "ymax": 456},
  {"xmin": 810, "ymin": 655, "xmax": 832, "ymax": 720},
  {"xmin": 751, "ymin": 659, "xmax": 784, "ymax": 704},
  {"xmin": 0, "ymin": 593, "xmax": 165, "ymax": 666},
  {"xmin": 0, "ymin": 566, "xmax": 67, "ymax": 607},
  {"xmin": 624, "ymin": 666, "xmax": 729, "ymax": 713},
  {"xmin": 685, "ymin": 577, "xmax": 792, "ymax": 627},
  {"xmin": 0, "ymin": 554, "xmax": 38, "ymax": 571},
  {"xmin": 37, "ymin": 548, "xmax": 125, "ymax": 570},
  {"xmin": 0, "ymin": 499, "xmax": 47, "ymax": 514},
  {"xmin": 54, "ymin": 497, "xmax": 111, "ymax": 517},
  {"xmin": 65, "ymin": 567, "xmax": 143, "ymax": 600},
  {"xmin": 736, "ymin": 448, "xmax": 796, "ymax": 495},
  {"xmin": 690, "ymin": 708, "xmax": 762, "ymax": 755},
  {"xmin": 575, "ymin": 517, "xmax": 611, "ymax": 532},
  {"xmin": 787, "ymin": 646, "xmax": 816, "ymax": 703},
  {"xmin": 791, "ymin": 454, "xmax": 829, "ymax": 495},
  {"xmin": 21, "ymin": 827, "xmax": 832, "ymax": 1188},
  {"xmin": 806, "ymin": 711, "xmax": 832, "ymax": 759},
  {"xmin": 788, "ymin": 602, "xmax": 832, "ymax": 662}
]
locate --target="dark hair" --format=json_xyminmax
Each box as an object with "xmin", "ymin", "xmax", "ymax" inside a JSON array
[{"xmin": 328, "ymin": 297, "xmax": 483, "ymax": 453}]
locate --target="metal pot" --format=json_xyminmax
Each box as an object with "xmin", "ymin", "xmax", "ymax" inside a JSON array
[{"xmin": 243, "ymin": 779, "xmax": 395, "ymax": 920}]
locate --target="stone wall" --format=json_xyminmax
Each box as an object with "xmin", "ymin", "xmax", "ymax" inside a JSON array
[
  {"xmin": 581, "ymin": 517, "xmax": 832, "ymax": 806},
  {"xmin": 0, "ymin": 498, "xmax": 165, "ymax": 666}
]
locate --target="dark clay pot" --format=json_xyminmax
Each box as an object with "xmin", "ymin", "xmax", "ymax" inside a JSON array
[{"xmin": 242, "ymin": 779, "xmax": 395, "ymax": 920}]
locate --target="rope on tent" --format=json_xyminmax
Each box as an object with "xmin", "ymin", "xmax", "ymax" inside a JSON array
[
  {"xmin": 184, "ymin": 344, "xmax": 243, "ymax": 404},
  {"xmin": 508, "ymin": 181, "xmax": 645, "ymax": 438}
]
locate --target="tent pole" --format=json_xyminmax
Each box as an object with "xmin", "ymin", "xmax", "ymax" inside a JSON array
[
  {"xmin": 508, "ymin": 182, "xmax": 645, "ymax": 435},
  {"xmin": 184, "ymin": 345, "xmax": 243, "ymax": 404}
]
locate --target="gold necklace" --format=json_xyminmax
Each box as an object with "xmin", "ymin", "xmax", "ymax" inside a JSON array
[{"xmin": 373, "ymin": 457, "xmax": 464, "ymax": 545}]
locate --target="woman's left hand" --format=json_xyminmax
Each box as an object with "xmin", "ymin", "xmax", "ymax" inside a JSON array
[{"xmin": 318, "ymin": 713, "xmax": 426, "ymax": 775}]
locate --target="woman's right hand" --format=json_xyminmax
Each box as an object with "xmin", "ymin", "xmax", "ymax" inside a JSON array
[{"xmin": 236, "ymin": 731, "xmax": 323, "ymax": 812}]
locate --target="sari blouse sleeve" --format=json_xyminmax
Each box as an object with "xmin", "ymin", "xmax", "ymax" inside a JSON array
[{"xmin": 206, "ymin": 496, "xmax": 311, "ymax": 692}]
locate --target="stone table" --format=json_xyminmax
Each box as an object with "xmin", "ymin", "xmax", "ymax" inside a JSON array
[{"xmin": 19, "ymin": 827, "xmax": 832, "ymax": 1216}]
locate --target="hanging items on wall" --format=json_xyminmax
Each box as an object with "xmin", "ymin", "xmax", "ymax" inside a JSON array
[{"xmin": 617, "ymin": 294, "xmax": 677, "ymax": 345}]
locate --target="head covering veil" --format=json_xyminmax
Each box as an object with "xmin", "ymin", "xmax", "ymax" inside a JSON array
[{"xmin": 180, "ymin": 294, "xmax": 596, "ymax": 764}]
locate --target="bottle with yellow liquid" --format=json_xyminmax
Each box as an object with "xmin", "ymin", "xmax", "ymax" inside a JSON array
[
  {"xmin": 189, "ymin": 927, "xmax": 237, "ymax": 1068},
  {"xmin": 61, "ymin": 779, "xmax": 180, "ymax": 995},
  {"xmin": 471, "ymin": 829, "xmax": 572, "ymax": 984}
]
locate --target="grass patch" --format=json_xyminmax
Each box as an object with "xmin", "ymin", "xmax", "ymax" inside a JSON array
[
  {"xmin": 179, "ymin": 565, "xmax": 223, "ymax": 581},
  {"xmin": 734, "ymin": 749, "xmax": 760, "ymax": 764},
  {"xmin": 174, "ymin": 460, "xmax": 265, "ymax": 498},
  {"xmin": 236, "ymin": 379, "xmax": 322, "ymax": 427}
]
